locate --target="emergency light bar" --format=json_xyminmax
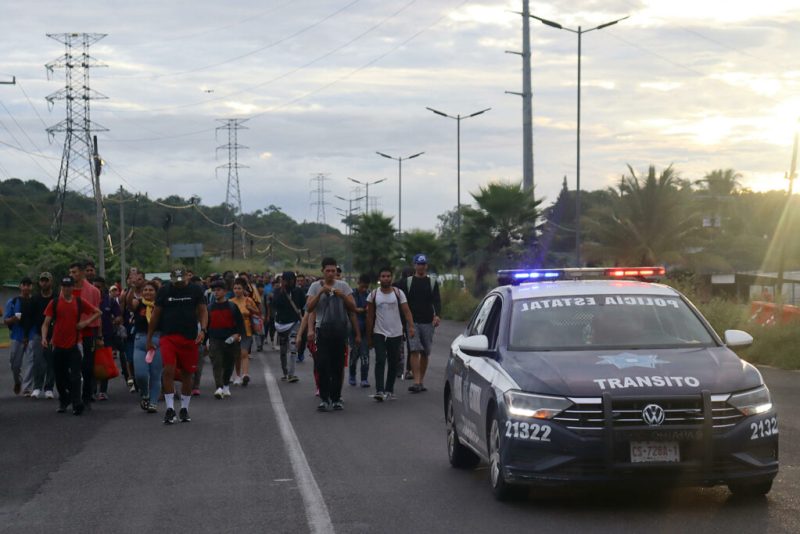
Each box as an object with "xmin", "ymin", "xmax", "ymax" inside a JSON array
[{"xmin": 498, "ymin": 266, "xmax": 666, "ymax": 285}]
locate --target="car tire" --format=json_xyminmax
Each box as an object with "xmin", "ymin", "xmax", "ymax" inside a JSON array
[
  {"xmin": 446, "ymin": 394, "xmax": 480, "ymax": 469},
  {"xmin": 728, "ymin": 480, "xmax": 773, "ymax": 497},
  {"xmin": 489, "ymin": 416, "xmax": 519, "ymax": 501}
]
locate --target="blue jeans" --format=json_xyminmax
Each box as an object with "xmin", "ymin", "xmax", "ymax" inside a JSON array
[
  {"xmin": 349, "ymin": 330, "xmax": 369, "ymax": 381},
  {"xmin": 133, "ymin": 333, "xmax": 162, "ymax": 404}
]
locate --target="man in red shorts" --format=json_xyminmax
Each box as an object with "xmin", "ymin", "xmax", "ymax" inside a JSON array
[{"xmin": 147, "ymin": 268, "xmax": 208, "ymax": 424}]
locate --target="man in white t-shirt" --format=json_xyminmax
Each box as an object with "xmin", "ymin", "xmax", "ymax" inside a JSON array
[{"xmin": 366, "ymin": 266, "xmax": 415, "ymax": 401}]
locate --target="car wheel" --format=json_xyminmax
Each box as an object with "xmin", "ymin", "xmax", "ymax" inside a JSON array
[
  {"xmin": 489, "ymin": 417, "xmax": 518, "ymax": 501},
  {"xmin": 446, "ymin": 394, "xmax": 480, "ymax": 468},
  {"xmin": 728, "ymin": 480, "xmax": 773, "ymax": 497}
]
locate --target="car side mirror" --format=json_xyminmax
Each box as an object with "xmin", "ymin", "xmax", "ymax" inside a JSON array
[
  {"xmin": 724, "ymin": 329, "xmax": 753, "ymax": 348},
  {"xmin": 458, "ymin": 334, "xmax": 497, "ymax": 358}
]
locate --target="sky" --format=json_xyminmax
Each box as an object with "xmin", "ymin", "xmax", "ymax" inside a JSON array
[{"xmin": 1, "ymin": 0, "xmax": 799, "ymax": 235}]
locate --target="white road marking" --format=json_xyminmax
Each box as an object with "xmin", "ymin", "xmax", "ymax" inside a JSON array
[{"xmin": 263, "ymin": 365, "xmax": 335, "ymax": 534}]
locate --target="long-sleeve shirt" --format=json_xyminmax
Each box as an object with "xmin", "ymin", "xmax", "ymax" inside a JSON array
[
  {"xmin": 3, "ymin": 296, "xmax": 36, "ymax": 341},
  {"xmin": 207, "ymin": 300, "xmax": 246, "ymax": 340}
]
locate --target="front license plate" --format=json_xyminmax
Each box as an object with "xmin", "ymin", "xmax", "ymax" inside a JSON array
[{"xmin": 630, "ymin": 441, "xmax": 680, "ymax": 463}]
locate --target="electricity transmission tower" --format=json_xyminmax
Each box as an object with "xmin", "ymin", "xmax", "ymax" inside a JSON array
[
  {"xmin": 45, "ymin": 32, "xmax": 109, "ymax": 274},
  {"xmin": 310, "ymin": 173, "xmax": 330, "ymax": 224},
  {"xmin": 216, "ymin": 118, "xmax": 248, "ymax": 258}
]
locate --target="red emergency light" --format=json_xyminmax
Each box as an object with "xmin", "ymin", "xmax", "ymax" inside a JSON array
[{"xmin": 605, "ymin": 267, "xmax": 665, "ymax": 278}]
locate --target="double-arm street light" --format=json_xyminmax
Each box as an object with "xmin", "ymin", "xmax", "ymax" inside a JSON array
[
  {"xmin": 346, "ymin": 177, "xmax": 386, "ymax": 215},
  {"xmin": 426, "ymin": 106, "xmax": 491, "ymax": 278},
  {"xmin": 375, "ymin": 150, "xmax": 424, "ymax": 236},
  {"xmin": 530, "ymin": 13, "xmax": 628, "ymax": 267}
]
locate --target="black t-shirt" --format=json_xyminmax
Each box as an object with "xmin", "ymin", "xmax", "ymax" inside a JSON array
[
  {"xmin": 155, "ymin": 282, "xmax": 204, "ymax": 339},
  {"xmin": 406, "ymin": 276, "xmax": 441, "ymax": 324},
  {"xmin": 31, "ymin": 293, "xmax": 54, "ymax": 329}
]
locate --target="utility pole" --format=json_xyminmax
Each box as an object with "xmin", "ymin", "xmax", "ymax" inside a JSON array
[
  {"xmin": 775, "ymin": 119, "xmax": 799, "ymax": 311},
  {"xmin": 506, "ymin": 0, "xmax": 534, "ymax": 194},
  {"xmin": 231, "ymin": 223, "xmax": 236, "ymax": 260},
  {"xmin": 216, "ymin": 118, "xmax": 248, "ymax": 258},
  {"xmin": 376, "ymin": 151, "xmax": 424, "ymax": 235},
  {"xmin": 45, "ymin": 33, "xmax": 109, "ymax": 272},
  {"xmin": 119, "ymin": 186, "xmax": 126, "ymax": 281}
]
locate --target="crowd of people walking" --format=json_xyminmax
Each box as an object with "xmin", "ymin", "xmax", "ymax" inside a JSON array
[{"xmin": 3, "ymin": 254, "xmax": 442, "ymax": 421}]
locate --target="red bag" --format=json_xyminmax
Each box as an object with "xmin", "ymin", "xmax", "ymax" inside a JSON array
[{"xmin": 93, "ymin": 346, "xmax": 120, "ymax": 381}]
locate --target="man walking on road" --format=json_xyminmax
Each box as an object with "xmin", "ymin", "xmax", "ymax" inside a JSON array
[
  {"xmin": 367, "ymin": 267, "xmax": 415, "ymax": 401},
  {"xmin": 207, "ymin": 279, "xmax": 245, "ymax": 399},
  {"xmin": 272, "ymin": 271, "xmax": 306, "ymax": 383},
  {"xmin": 68, "ymin": 261, "xmax": 101, "ymax": 408},
  {"xmin": 147, "ymin": 267, "xmax": 208, "ymax": 424},
  {"xmin": 41, "ymin": 277, "xmax": 101, "ymax": 415},
  {"xmin": 306, "ymin": 258, "xmax": 360, "ymax": 412},
  {"xmin": 30, "ymin": 273, "xmax": 56, "ymax": 399},
  {"xmin": 405, "ymin": 254, "xmax": 441, "ymax": 393},
  {"xmin": 4, "ymin": 277, "xmax": 36, "ymax": 395}
]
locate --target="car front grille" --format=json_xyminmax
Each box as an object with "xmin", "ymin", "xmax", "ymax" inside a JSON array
[{"xmin": 552, "ymin": 395, "xmax": 744, "ymax": 435}]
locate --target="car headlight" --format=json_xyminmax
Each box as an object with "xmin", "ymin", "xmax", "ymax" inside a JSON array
[
  {"xmin": 504, "ymin": 391, "xmax": 573, "ymax": 419},
  {"xmin": 728, "ymin": 385, "xmax": 773, "ymax": 416}
]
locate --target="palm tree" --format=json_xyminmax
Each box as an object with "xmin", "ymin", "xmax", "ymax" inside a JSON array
[
  {"xmin": 460, "ymin": 181, "xmax": 541, "ymax": 292},
  {"xmin": 401, "ymin": 229, "xmax": 444, "ymax": 272},
  {"xmin": 584, "ymin": 165, "xmax": 699, "ymax": 266},
  {"xmin": 351, "ymin": 211, "xmax": 397, "ymax": 278}
]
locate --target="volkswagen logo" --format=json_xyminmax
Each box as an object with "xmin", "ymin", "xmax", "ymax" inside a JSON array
[{"xmin": 642, "ymin": 404, "xmax": 666, "ymax": 426}]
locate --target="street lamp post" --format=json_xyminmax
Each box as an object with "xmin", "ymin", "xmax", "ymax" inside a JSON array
[
  {"xmin": 531, "ymin": 13, "xmax": 628, "ymax": 267},
  {"xmin": 335, "ymin": 194, "xmax": 364, "ymax": 275},
  {"xmin": 426, "ymin": 106, "xmax": 490, "ymax": 279},
  {"xmin": 376, "ymin": 151, "xmax": 424, "ymax": 236},
  {"xmin": 347, "ymin": 177, "xmax": 386, "ymax": 215}
]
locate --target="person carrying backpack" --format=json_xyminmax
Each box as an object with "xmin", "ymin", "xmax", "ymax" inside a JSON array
[
  {"xmin": 306, "ymin": 257, "xmax": 360, "ymax": 412},
  {"xmin": 366, "ymin": 267, "xmax": 415, "ymax": 401},
  {"xmin": 405, "ymin": 254, "xmax": 441, "ymax": 393},
  {"xmin": 41, "ymin": 276, "xmax": 101, "ymax": 415},
  {"xmin": 272, "ymin": 271, "xmax": 306, "ymax": 383}
]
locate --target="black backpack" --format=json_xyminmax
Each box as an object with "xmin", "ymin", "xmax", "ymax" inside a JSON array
[{"xmin": 318, "ymin": 291, "xmax": 349, "ymax": 341}]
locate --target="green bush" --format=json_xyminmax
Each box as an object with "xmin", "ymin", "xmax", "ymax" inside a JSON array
[
  {"xmin": 737, "ymin": 321, "xmax": 800, "ymax": 369},
  {"xmin": 441, "ymin": 284, "xmax": 480, "ymax": 323}
]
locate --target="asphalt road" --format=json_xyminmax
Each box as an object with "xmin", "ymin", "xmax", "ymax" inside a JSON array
[{"xmin": 1, "ymin": 321, "xmax": 798, "ymax": 534}]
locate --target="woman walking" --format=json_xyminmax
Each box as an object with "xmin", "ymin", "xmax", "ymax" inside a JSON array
[
  {"xmin": 130, "ymin": 281, "xmax": 162, "ymax": 413},
  {"xmin": 230, "ymin": 278, "xmax": 260, "ymax": 386}
]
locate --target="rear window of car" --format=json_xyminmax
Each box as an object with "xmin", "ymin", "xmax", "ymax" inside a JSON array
[{"xmin": 509, "ymin": 294, "xmax": 716, "ymax": 351}]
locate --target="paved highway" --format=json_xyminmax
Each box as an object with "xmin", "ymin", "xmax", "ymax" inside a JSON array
[{"xmin": 1, "ymin": 321, "xmax": 798, "ymax": 533}]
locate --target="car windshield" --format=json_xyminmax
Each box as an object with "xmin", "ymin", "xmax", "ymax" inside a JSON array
[{"xmin": 509, "ymin": 293, "xmax": 716, "ymax": 351}]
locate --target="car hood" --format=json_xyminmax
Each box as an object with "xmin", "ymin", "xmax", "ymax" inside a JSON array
[{"xmin": 500, "ymin": 347, "xmax": 763, "ymax": 397}]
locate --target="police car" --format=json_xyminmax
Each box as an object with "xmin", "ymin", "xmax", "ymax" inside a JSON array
[{"xmin": 445, "ymin": 267, "xmax": 778, "ymax": 500}]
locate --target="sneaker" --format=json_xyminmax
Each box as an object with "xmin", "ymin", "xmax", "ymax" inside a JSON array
[
  {"xmin": 45, "ymin": 390, "xmax": 55, "ymax": 400},
  {"xmin": 129, "ymin": 384, "xmax": 137, "ymax": 393},
  {"xmin": 179, "ymin": 407, "xmax": 191, "ymax": 423},
  {"xmin": 233, "ymin": 377, "xmax": 243, "ymax": 386},
  {"xmin": 214, "ymin": 387, "xmax": 224, "ymax": 400},
  {"xmin": 360, "ymin": 380, "xmax": 370, "ymax": 388},
  {"xmin": 163, "ymin": 407, "xmax": 176, "ymax": 425},
  {"xmin": 405, "ymin": 371, "xmax": 414, "ymax": 380},
  {"xmin": 126, "ymin": 378, "xmax": 134, "ymax": 387},
  {"xmin": 222, "ymin": 385, "xmax": 231, "ymax": 398},
  {"xmin": 146, "ymin": 403, "xmax": 158, "ymax": 413},
  {"xmin": 192, "ymin": 388, "xmax": 201, "ymax": 396},
  {"xmin": 31, "ymin": 389, "xmax": 42, "ymax": 399},
  {"xmin": 242, "ymin": 375, "xmax": 250, "ymax": 387},
  {"xmin": 317, "ymin": 401, "xmax": 330, "ymax": 412},
  {"xmin": 288, "ymin": 375, "xmax": 299, "ymax": 383},
  {"xmin": 373, "ymin": 392, "xmax": 385, "ymax": 402},
  {"xmin": 419, "ymin": 384, "xmax": 427, "ymax": 392},
  {"xmin": 280, "ymin": 375, "xmax": 288, "ymax": 382},
  {"xmin": 140, "ymin": 398, "xmax": 149, "ymax": 411},
  {"xmin": 385, "ymin": 392, "xmax": 396, "ymax": 400},
  {"xmin": 13, "ymin": 381, "xmax": 21, "ymax": 395},
  {"xmin": 348, "ymin": 375, "xmax": 357, "ymax": 386},
  {"xmin": 97, "ymin": 392, "xmax": 108, "ymax": 401},
  {"xmin": 408, "ymin": 384, "xmax": 422, "ymax": 393},
  {"xmin": 23, "ymin": 389, "xmax": 32, "ymax": 397},
  {"xmin": 332, "ymin": 400, "xmax": 344, "ymax": 411}
]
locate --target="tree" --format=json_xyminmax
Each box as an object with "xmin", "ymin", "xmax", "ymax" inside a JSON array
[
  {"xmin": 401, "ymin": 230, "xmax": 444, "ymax": 272},
  {"xmin": 584, "ymin": 164, "xmax": 699, "ymax": 266},
  {"xmin": 351, "ymin": 212, "xmax": 397, "ymax": 278},
  {"xmin": 460, "ymin": 181, "xmax": 541, "ymax": 292}
]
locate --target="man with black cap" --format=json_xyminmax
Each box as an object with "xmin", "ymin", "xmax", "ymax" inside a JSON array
[
  {"xmin": 29, "ymin": 272, "xmax": 56, "ymax": 399},
  {"xmin": 404, "ymin": 253, "xmax": 441, "ymax": 393},
  {"xmin": 4, "ymin": 277, "xmax": 36, "ymax": 395},
  {"xmin": 147, "ymin": 267, "xmax": 208, "ymax": 424},
  {"xmin": 42, "ymin": 277, "xmax": 101, "ymax": 415}
]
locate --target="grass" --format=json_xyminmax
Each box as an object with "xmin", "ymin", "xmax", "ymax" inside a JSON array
[
  {"xmin": 0, "ymin": 326, "xmax": 8, "ymax": 346},
  {"xmin": 440, "ymin": 283, "xmax": 480, "ymax": 323}
]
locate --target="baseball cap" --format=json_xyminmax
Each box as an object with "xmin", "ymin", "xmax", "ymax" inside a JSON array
[
  {"xmin": 413, "ymin": 254, "xmax": 428, "ymax": 265},
  {"xmin": 61, "ymin": 276, "xmax": 75, "ymax": 286},
  {"xmin": 170, "ymin": 268, "xmax": 185, "ymax": 282},
  {"xmin": 39, "ymin": 272, "xmax": 53, "ymax": 281}
]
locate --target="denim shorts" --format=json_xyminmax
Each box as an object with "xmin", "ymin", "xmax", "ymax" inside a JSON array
[{"xmin": 407, "ymin": 322, "xmax": 434, "ymax": 356}]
